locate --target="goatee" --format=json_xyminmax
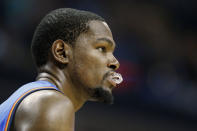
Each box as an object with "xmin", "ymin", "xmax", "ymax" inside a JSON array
[{"xmin": 89, "ymin": 86, "xmax": 114, "ymax": 104}]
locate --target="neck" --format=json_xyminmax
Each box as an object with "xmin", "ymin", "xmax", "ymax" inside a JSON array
[{"xmin": 36, "ymin": 62, "xmax": 87, "ymax": 112}]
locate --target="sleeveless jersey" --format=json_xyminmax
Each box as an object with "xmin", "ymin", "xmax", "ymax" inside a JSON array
[{"xmin": 0, "ymin": 80, "xmax": 61, "ymax": 131}]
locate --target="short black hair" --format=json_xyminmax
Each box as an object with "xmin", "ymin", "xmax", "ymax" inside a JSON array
[{"xmin": 31, "ymin": 8, "xmax": 105, "ymax": 67}]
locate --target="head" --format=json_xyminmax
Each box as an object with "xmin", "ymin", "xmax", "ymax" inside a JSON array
[{"xmin": 31, "ymin": 8, "xmax": 120, "ymax": 104}]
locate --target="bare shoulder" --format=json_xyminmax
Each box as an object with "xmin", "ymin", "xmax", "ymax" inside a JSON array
[{"xmin": 13, "ymin": 90, "xmax": 75, "ymax": 131}]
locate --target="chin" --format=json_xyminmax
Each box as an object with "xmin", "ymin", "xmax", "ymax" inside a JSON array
[{"xmin": 88, "ymin": 86, "xmax": 114, "ymax": 105}]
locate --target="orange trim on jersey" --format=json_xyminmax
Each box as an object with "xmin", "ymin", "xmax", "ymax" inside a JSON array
[{"xmin": 4, "ymin": 86, "xmax": 56, "ymax": 131}]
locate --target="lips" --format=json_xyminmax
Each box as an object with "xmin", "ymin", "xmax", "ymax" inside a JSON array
[{"xmin": 107, "ymin": 71, "xmax": 123, "ymax": 87}]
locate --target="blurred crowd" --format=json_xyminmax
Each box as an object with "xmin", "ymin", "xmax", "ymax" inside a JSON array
[{"xmin": 0, "ymin": 0, "xmax": 197, "ymax": 130}]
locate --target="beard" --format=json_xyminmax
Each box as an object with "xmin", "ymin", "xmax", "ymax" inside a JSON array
[
  {"xmin": 71, "ymin": 62, "xmax": 114, "ymax": 104},
  {"xmin": 86, "ymin": 71, "xmax": 115, "ymax": 105},
  {"xmin": 88, "ymin": 86, "xmax": 114, "ymax": 105}
]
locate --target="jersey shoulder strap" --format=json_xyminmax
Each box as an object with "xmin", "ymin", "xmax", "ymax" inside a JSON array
[{"xmin": 0, "ymin": 80, "xmax": 61, "ymax": 131}]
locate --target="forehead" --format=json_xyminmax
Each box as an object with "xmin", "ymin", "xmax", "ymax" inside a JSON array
[
  {"xmin": 75, "ymin": 20, "xmax": 115, "ymax": 48},
  {"xmin": 87, "ymin": 20, "xmax": 113, "ymax": 39}
]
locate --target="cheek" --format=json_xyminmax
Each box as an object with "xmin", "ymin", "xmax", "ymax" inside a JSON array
[{"xmin": 73, "ymin": 50, "xmax": 107, "ymax": 87}]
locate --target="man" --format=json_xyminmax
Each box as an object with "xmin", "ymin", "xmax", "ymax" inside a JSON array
[{"xmin": 0, "ymin": 8, "xmax": 123, "ymax": 131}]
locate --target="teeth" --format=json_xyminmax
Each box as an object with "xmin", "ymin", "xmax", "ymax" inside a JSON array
[{"xmin": 109, "ymin": 72, "xmax": 123, "ymax": 85}]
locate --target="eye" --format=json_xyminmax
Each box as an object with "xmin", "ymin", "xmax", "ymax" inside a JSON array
[{"xmin": 97, "ymin": 47, "xmax": 106, "ymax": 52}]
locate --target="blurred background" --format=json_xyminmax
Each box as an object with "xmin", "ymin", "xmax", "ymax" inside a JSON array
[{"xmin": 0, "ymin": 0, "xmax": 197, "ymax": 130}]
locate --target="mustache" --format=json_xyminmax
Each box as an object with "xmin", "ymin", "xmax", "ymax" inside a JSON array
[{"xmin": 102, "ymin": 70, "xmax": 114, "ymax": 81}]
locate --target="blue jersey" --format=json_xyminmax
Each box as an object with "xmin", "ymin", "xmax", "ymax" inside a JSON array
[{"xmin": 0, "ymin": 80, "xmax": 61, "ymax": 131}]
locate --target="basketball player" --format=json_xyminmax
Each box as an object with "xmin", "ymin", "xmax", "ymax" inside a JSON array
[{"xmin": 0, "ymin": 8, "xmax": 123, "ymax": 131}]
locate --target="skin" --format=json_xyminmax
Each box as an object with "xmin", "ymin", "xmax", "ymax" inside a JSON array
[{"xmin": 11, "ymin": 20, "xmax": 119, "ymax": 131}]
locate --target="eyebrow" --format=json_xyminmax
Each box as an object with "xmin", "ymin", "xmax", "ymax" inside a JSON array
[{"xmin": 96, "ymin": 38, "xmax": 115, "ymax": 47}]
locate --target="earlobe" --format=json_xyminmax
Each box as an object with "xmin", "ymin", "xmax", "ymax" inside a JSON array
[{"xmin": 51, "ymin": 39, "xmax": 70, "ymax": 64}]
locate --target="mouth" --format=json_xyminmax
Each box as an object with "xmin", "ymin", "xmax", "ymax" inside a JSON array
[{"xmin": 105, "ymin": 71, "xmax": 123, "ymax": 88}]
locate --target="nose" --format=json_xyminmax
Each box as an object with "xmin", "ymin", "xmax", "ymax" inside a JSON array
[{"xmin": 107, "ymin": 56, "xmax": 120, "ymax": 70}]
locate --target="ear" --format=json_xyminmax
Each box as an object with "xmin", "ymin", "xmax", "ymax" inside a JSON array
[{"xmin": 51, "ymin": 39, "xmax": 71, "ymax": 64}]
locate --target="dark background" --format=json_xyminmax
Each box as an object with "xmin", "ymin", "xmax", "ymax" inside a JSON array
[{"xmin": 0, "ymin": 0, "xmax": 197, "ymax": 131}]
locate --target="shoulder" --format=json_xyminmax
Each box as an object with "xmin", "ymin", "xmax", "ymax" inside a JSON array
[{"xmin": 13, "ymin": 90, "xmax": 75, "ymax": 131}]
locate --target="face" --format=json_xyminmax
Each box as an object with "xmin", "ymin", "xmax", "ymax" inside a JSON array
[{"xmin": 69, "ymin": 20, "xmax": 120, "ymax": 104}]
